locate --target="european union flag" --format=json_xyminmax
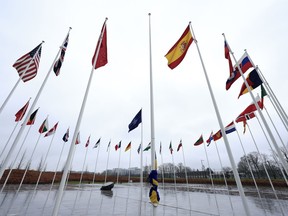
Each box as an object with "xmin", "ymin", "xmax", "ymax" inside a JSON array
[{"xmin": 128, "ymin": 109, "xmax": 142, "ymax": 132}]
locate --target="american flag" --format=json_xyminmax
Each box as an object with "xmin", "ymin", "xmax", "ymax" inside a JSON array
[
  {"xmin": 13, "ymin": 43, "xmax": 42, "ymax": 82},
  {"xmin": 54, "ymin": 34, "xmax": 69, "ymax": 76}
]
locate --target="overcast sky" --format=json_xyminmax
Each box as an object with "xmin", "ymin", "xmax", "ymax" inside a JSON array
[{"xmin": 0, "ymin": 0, "xmax": 287, "ymax": 174}]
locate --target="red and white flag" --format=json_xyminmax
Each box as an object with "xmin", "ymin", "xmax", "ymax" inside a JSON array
[
  {"xmin": 92, "ymin": 20, "xmax": 108, "ymax": 69},
  {"xmin": 13, "ymin": 43, "xmax": 42, "ymax": 82},
  {"xmin": 75, "ymin": 132, "xmax": 81, "ymax": 145},
  {"xmin": 44, "ymin": 122, "xmax": 59, "ymax": 137},
  {"xmin": 15, "ymin": 100, "xmax": 30, "ymax": 122}
]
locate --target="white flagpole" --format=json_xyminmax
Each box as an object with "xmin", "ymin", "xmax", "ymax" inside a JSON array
[
  {"xmin": 190, "ymin": 25, "xmax": 250, "ymax": 215},
  {"xmin": 52, "ymin": 19, "xmax": 107, "ymax": 216},
  {"xmin": 92, "ymin": 140, "xmax": 101, "ymax": 184},
  {"xmin": 140, "ymin": 122, "xmax": 143, "ymax": 187},
  {"xmin": 171, "ymin": 149, "xmax": 178, "ymax": 208},
  {"xmin": 85, "ymin": 141, "xmax": 101, "ymax": 215},
  {"xmin": 180, "ymin": 142, "xmax": 192, "ymax": 214},
  {"xmin": 128, "ymin": 143, "xmax": 132, "ymax": 183},
  {"xmin": 0, "ymin": 45, "xmax": 42, "ymax": 115},
  {"xmin": 148, "ymin": 13, "xmax": 156, "ymax": 171},
  {"xmin": 203, "ymin": 140, "xmax": 220, "ymax": 215},
  {"xmin": 71, "ymin": 142, "xmax": 89, "ymax": 214},
  {"xmin": 212, "ymin": 140, "xmax": 235, "ymax": 215},
  {"xmin": 0, "ymin": 28, "xmax": 71, "ymax": 179},
  {"xmin": 104, "ymin": 140, "xmax": 111, "ymax": 184},
  {"xmin": 224, "ymin": 35, "xmax": 288, "ymax": 177},
  {"xmin": 116, "ymin": 144, "xmax": 122, "ymax": 184}
]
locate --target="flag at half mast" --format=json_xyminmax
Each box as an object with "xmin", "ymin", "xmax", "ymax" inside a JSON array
[
  {"xmin": 165, "ymin": 25, "xmax": 193, "ymax": 69},
  {"xmin": 13, "ymin": 43, "xmax": 42, "ymax": 82},
  {"xmin": 128, "ymin": 109, "xmax": 142, "ymax": 132}
]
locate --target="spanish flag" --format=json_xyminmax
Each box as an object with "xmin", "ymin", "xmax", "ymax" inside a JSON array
[{"xmin": 165, "ymin": 25, "xmax": 193, "ymax": 69}]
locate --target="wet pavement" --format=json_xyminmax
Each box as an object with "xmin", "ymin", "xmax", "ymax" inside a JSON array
[{"xmin": 0, "ymin": 183, "xmax": 288, "ymax": 215}]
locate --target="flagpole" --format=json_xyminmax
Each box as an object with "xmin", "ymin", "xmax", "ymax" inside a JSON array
[
  {"xmin": 71, "ymin": 142, "xmax": 89, "ymax": 214},
  {"xmin": 128, "ymin": 143, "xmax": 132, "ymax": 183},
  {"xmin": 203, "ymin": 139, "xmax": 220, "ymax": 215},
  {"xmin": 140, "ymin": 120, "xmax": 143, "ymax": 202},
  {"xmin": 52, "ymin": 19, "xmax": 107, "ymax": 215},
  {"xmin": 213, "ymin": 140, "xmax": 235, "ymax": 214},
  {"xmin": 116, "ymin": 144, "xmax": 122, "ymax": 184},
  {"xmin": 104, "ymin": 140, "xmax": 111, "ymax": 184},
  {"xmin": 0, "ymin": 44, "xmax": 43, "ymax": 115},
  {"xmin": 180, "ymin": 142, "xmax": 192, "ymax": 214},
  {"xmin": 190, "ymin": 25, "xmax": 250, "ymax": 216},
  {"xmin": 224, "ymin": 35, "xmax": 288, "ymax": 178},
  {"xmin": 171, "ymin": 147, "xmax": 178, "ymax": 208},
  {"xmin": 0, "ymin": 28, "xmax": 72, "ymax": 180},
  {"xmin": 148, "ymin": 13, "xmax": 156, "ymax": 171}
]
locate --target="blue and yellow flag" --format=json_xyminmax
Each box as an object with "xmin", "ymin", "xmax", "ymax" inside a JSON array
[{"xmin": 149, "ymin": 170, "xmax": 160, "ymax": 206}]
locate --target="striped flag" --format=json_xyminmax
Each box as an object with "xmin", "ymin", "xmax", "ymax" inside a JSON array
[
  {"xmin": 106, "ymin": 140, "xmax": 111, "ymax": 152},
  {"xmin": 13, "ymin": 43, "xmax": 42, "ymax": 82},
  {"xmin": 26, "ymin": 108, "xmax": 39, "ymax": 125},
  {"xmin": 38, "ymin": 118, "xmax": 49, "ymax": 133},
  {"xmin": 125, "ymin": 142, "xmax": 131, "ymax": 152},
  {"xmin": 165, "ymin": 25, "xmax": 193, "ymax": 69},
  {"xmin": 225, "ymin": 121, "xmax": 236, "ymax": 134},
  {"xmin": 54, "ymin": 34, "xmax": 69, "ymax": 76},
  {"xmin": 193, "ymin": 135, "xmax": 204, "ymax": 146},
  {"xmin": 44, "ymin": 122, "xmax": 58, "ymax": 137},
  {"xmin": 15, "ymin": 100, "xmax": 30, "ymax": 122}
]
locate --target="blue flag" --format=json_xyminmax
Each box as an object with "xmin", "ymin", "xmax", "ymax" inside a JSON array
[{"xmin": 128, "ymin": 109, "xmax": 142, "ymax": 132}]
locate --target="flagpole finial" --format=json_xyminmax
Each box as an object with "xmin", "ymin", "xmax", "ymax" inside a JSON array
[
  {"xmin": 69, "ymin": 27, "xmax": 72, "ymax": 29},
  {"xmin": 189, "ymin": 21, "xmax": 191, "ymax": 24},
  {"xmin": 105, "ymin": 17, "xmax": 108, "ymax": 20},
  {"xmin": 148, "ymin": 13, "xmax": 151, "ymax": 16},
  {"xmin": 42, "ymin": 40, "xmax": 45, "ymax": 43}
]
